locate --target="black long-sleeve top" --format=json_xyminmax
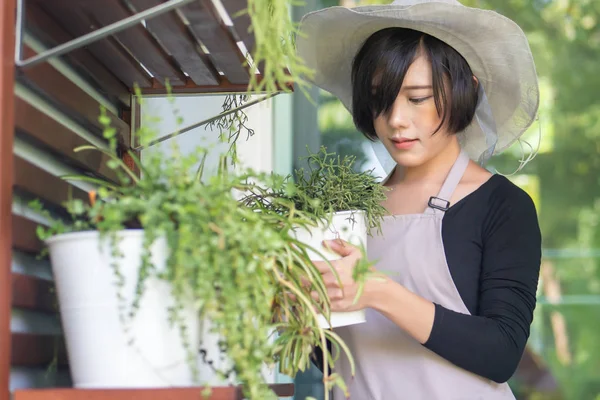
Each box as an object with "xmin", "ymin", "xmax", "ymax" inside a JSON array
[
  {"xmin": 314, "ymin": 174, "xmax": 542, "ymax": 384},
  {"xmin": 423, "ymin": 174, "xmax": 542, "ymax": 383}
]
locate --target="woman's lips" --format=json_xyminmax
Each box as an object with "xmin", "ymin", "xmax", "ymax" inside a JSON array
[{"xmin": 392, "ymin": 138, "xmax": 418, "ymax": 150}]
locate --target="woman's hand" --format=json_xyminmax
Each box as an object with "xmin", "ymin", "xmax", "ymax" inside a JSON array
[
  {"xmin": 311, "ymin": 239, "xmax": 436, "ymax": 344},
  {"xmin": 312, "ymin": 239, "xmax": 372, "ymax": 312}
]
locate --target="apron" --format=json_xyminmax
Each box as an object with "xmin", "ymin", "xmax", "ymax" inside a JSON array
[{"xmin": 332, "ymin": 150, "xmax": 516, "ymax": 400}]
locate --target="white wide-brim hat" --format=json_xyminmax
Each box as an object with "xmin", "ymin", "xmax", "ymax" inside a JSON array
[{"xmin": 296, "ymin": 0, "xmax": 540, "ymax": 171}]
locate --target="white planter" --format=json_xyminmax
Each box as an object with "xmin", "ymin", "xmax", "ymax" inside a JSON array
[
  {"xmin": 291, "ymin": 210, "xmax": 368, "ymax": 328},
  {"xmin": 45, "ymin": 230, "xmax": 200, "ymax": 388},
  {"xmin": 196, "ymin": 320, "xmax": 279, "ymax": 386}
]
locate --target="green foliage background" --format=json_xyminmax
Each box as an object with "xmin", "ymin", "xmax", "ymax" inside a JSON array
[{"xmin": 314, "ymin": 1, "xmax": 600, "ymax": 399}]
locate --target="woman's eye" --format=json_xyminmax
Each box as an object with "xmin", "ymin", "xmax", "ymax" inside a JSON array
[{"xmin": 410, "ymin": 96, "xmax": 432, "ymax": 104}]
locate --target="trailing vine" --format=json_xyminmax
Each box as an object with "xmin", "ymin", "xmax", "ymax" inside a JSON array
[
  {"xmin": 245, "ymin": 0, "xmax": 315, "ymax": 97},
  {"xmin": 29, "ymin": 1, "xmax": 380, "ymax": 398},
  {"xmin": 33, "ymin": 96, "xmax": 360, "ymax": 399},
  {"xmin": 207, "ymin": 94, "xmax": 255, "ymax": 165}
]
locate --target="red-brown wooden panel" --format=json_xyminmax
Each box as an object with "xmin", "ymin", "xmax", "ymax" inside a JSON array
[
  {"xmin": 183, "ymin": 1, "xmax": 250, "ymax": 84},
  {"xmin": 14, "ymin": 388, "xmax": 235, "ymax": 400},
  {"xmin": 12, "ymin": 214, "xmax": 43, "ymax": 255},
  {"xmin": 11, "ymin": 273, "xmax": 57, "ymax": 314},
  {"xmin": 32, "ymin": 0, "xmax": 152, "ymax": 89},
  {"xmin": 14, "ymin": 384, "xmax": 294, "ymax": 400},
  {"xmin": 81, "ymin": 0, "xmax": 186, "ymax": 87},
  {"xmin": 11, "ymin": 333, "xmax": 68, "ymax": 368},
  {"xmin": 15, "ymin": 97, "xmax": 119, "ymax": 183},
  {"xmin": 25, "ymin": 3, "xmax": 131, "ymax": 108},
  {"xmin": 128, "ymin": 0, "xmax": 220, "ymax": 86},
  {"xmin": 1, "ymin": 0, "xmax": 16, "ymax": 397},
  {"xmin": 14, "ymin": 156, "xmax": 88, "ymax": 210},
  {"xmin": 18, "ymin": 46, "xmax": 131, "ymax": 146}
]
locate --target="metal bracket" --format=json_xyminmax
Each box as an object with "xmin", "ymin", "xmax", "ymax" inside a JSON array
[
  {"xmin": 133, "ymin": 92, "xmax": 280, "ymax": 150},
  {"xmin": 14, "ymin": 0, "xmax": 196, "ymax": 69}
]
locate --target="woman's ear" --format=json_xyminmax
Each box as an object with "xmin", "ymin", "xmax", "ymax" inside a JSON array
[{"xmin": 473, "ymin": 75, "xmax": 479, "ymax": 88}]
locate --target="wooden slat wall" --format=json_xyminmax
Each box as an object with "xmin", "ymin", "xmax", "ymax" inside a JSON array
[
  {"xmin": 30, "ymin": 0, "xmax": 153, "ymax": 89},
  {"xmin": 11, "ymin": 334, "xmax": 69, "ymax": 369},
  {"xmin": 182, "ymin": 0, "xmax": 250, "ymax": 84},
  {"xmin": 221, "ymin": 0, "xmax": 255, "ymax": 57},
  {"xmin": 82, "ymin": 0, "xmax": 187, "ymax": 87},
  {"xmin": 11, "ymin": 274, "xmax": 56, "ymax": 314},
  {"xmin": 11, "ymin": 216, "xmax": 43, "ymax": 255},
  {"xmin": 24, "ymin": 3, "xmax": 130, "ymax": 108},
  {"xmin": 17, "ymin": 46, "xmax": 131, "ymax": 147},
  {"xmin": 128, "ymin": 0, "xmax": 221, "ymax": 86},
  {"xmin": 8, "ymin": 5, "xmax": 135, "ymax": 393},
  {"xmin": 26, "ymin": 0, "xmax": 256, "ymax": 93},
  {"xmin": 14, "ymin": 97, "xmax": 119, "ymax": 183}
]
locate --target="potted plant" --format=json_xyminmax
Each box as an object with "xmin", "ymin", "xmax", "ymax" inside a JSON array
[
  {"xmin": 241, "ymin": 146, "xmax": 388, "ymax": 329},
  {"xmin": 30, "ymin": 94, "xmax": 361, "ymax": 399},
  {"xmin": 24, "ymin": 0, "xmax": 376, "ymax": 394}
]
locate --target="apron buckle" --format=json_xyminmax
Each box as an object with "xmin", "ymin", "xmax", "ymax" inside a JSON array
[{"xmin": 428, "ymin": 196, "xmax": 450, "ymax": 212}]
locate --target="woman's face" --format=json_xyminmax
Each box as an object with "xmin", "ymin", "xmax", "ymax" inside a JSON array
[{"xmin": 373, "ymin": 55, "xmax": 456, "ymax": 168}]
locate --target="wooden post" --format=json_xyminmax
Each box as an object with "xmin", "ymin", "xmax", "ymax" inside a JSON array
[{"xmin": 0, "ymin": 0, "xmax": 16, "ymax": 398}]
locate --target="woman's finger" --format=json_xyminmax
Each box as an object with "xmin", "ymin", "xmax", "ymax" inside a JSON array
[
  {"xmin": 323, "ymin": 239, "xmax": 358, "ymax": 257},
  {"xmin": 300, "ymin": 275, "xmax": 312, "ymax": 288},
  {"xmin": 328, "ymin": 288, "xmax": 344, "ymax": 301},
  {"xmin": 313, "ymin": 260, "xmax": 336, "ymax": 274},
  {"xmin": 321, "ymin": 271, "xmax": 339, "ymax": 287},
  {"xmin": 311, "ymin": 291, "xmax": 320, "ymax": 302}
]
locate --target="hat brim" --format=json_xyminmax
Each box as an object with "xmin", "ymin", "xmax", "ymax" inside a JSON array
[{"xmin": 296, "ymin": 3, "xmax": 540, "ymax": 160}]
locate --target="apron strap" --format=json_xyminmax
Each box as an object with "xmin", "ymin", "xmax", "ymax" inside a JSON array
[{"xmin": 426, "ymin": 150, "xmax": 470, "ymax": 216}]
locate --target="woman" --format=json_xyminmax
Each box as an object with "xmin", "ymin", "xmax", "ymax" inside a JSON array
[{"xmin": 296, "ymin": 1, "xmax": 542, "ymax": 399}]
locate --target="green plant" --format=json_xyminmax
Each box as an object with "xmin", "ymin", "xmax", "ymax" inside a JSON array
[
  {"xmin": 245, "ymin": 0, "xmax": 315, "ymax": 97},
  {"xmin": 29, "ymin": 1, "xmax": 376, "ymax": 398},
  {"xmin": 31, "ymin": 91, "xmax": 361, "ymax": 399},
  {"xmin": 239, "ymin": 146, "xmax": 389, "ymax": 326},
  {"xmin": 294, "ymin": 147, "xmax": 388, "ymax": 233},
  {"xmin": 206, "ymin": 94, "xmax": 255, "ymax": 166},
  {"xmin": 242, "ymin": 146, "xmax": 389, "ymax": 236}
]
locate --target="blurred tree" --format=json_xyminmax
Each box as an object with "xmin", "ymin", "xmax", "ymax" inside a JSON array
[
  {"xmin": 459, "ymin": 1, "xmax": 600, "ymax": 399},
  {"xmin": 318, "ymin": 91, "xmax": 371, "ymax": 171},
  {"xmin": 315, "ymin": 0, "xmax": 600, "ymax": 399}
]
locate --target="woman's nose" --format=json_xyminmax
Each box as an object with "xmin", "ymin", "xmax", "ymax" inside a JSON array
[{"xmin": 386, "ymin": 101, "xmax": 411, "ymax": 129}]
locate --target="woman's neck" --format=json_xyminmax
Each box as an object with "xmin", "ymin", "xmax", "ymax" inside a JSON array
[{"xmin": 396, "ymin": 139, "xmax": 462, "ymax": 185}]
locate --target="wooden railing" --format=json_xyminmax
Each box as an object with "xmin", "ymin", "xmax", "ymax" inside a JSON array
[{"xmin": 14, "ymin": 385, "xmax": 295, "ymax": 400}]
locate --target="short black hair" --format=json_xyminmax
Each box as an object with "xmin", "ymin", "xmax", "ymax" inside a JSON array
[{"xmin": 351, "ymin": 27, "xmax": 479, "ymax": 141}]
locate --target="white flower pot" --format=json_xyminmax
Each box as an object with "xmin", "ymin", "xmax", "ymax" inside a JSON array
[
  {"xmin": 291, "ymin": 210, "xmax": 368, "ymax": 328},
  {"xmin": 45, "ymin": 230, "xmax": 201, "ymax": 388},
  {"xmin": 196, "ymin": 320, "xmax": 279, "ymax": 386}
]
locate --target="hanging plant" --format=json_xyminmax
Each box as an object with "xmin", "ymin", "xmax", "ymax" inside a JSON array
[
  {"xmin": 244, "ymin": 0, "xmax": 315, "ymax": 96},
  {"xmin": 31, "ymin": 88, "xmax": 363, "ymax": 399},
  {"xmin": 27, "ymin": 1, "xmax": 378, "ymax": 398}
]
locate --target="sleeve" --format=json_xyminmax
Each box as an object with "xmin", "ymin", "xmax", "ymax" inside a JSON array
[{"xmin": 423, "ymin": 184, "xmax": 542, "ymax": 383}]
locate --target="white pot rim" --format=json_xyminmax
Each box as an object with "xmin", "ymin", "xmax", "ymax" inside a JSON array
[
  {"xmin": 45, "ymin": 229, "xmax": 145, "ymax": 246},
  {"xmin": 333, "ymin": 209, "xmax": 365, "ymax": 216}
]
